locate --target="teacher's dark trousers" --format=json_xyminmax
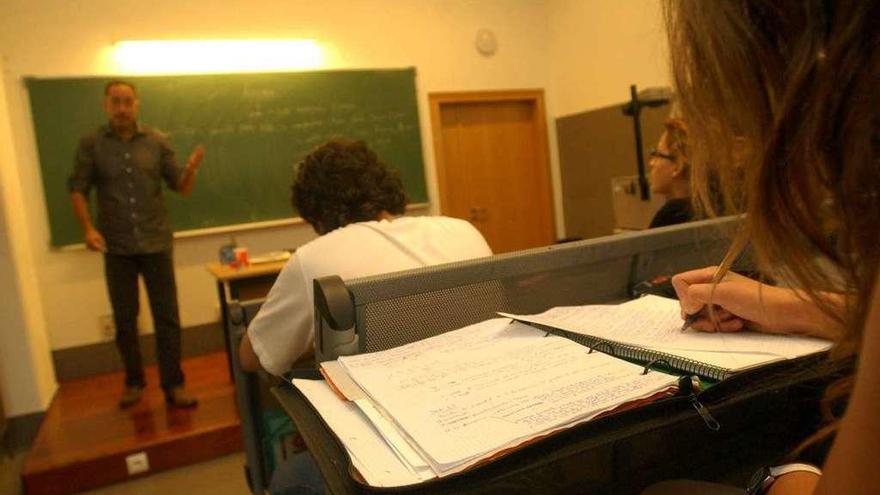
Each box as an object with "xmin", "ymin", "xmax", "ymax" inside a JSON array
[{"xmin": 104, "ymin": 250, "xmax": 184, "ymax": 390}]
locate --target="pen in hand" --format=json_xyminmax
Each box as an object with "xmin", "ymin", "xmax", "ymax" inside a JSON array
[
  {"xmin": 680, "ymin": 311, "xmax": 700, "ymax": 332},
  {"xmin": 679, "ymin": 247, "xmax": 740, "ymax": 333}
]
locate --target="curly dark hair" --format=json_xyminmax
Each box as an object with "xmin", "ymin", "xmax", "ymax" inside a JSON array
[{"xmin": 291, "ymin": 139, "xmax": 407, "ymax": 234}]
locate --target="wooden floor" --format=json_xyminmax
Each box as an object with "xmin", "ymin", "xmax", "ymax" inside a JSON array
[{"xmin": 21, "ymin": 352, "xmax": 242, "ymax": 495}]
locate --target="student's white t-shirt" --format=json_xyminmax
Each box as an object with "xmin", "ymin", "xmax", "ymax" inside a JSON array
[{"xmin": 247, "ymin": 216, "xmax": 493, "ymax": 375}]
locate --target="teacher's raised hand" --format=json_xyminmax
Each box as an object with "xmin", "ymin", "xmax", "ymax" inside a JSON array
[{"xmin": 187, "ymin": 144, "xmax": 206, "ymax": 171}]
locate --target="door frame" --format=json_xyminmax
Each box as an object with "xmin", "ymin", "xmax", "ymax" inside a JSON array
[{"xmin": 428, "ymin": 89, "xmax": 554, "ymax": 229}]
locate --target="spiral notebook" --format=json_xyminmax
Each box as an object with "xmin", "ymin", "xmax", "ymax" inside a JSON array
[{"xmin": 499, "ymin": 295, "xmax": 833, "ymax": 381}]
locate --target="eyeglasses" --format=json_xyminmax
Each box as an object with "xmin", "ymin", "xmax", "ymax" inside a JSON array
[{"xmin": 649, "ymin": 148, "xmax": 676, "ymax": 161}]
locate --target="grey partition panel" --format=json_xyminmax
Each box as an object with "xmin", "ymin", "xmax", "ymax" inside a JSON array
[
  {"xmin": 360, "ymin": 280, "xmax": 509, "ymax": 353},
  {"xmin": 627, "ymin": 219, "xmax": 742, "ymax": 284},
  {"xmin": 337, "ymin": 217, "xmax": 740, "ymax": 355}
]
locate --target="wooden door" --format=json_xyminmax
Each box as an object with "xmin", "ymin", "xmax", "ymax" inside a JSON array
[{"xmin": 430, "ymin": 91, "xmax": 555, "ymax": 253}]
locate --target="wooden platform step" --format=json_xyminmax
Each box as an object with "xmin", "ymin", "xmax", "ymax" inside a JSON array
[{"xmin": 22, "ymin": 352, "xmax": 242, "ymax": 495}]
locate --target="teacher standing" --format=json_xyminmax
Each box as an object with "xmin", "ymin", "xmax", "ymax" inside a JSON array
[{"xmin": 68, "ymin": 80, "xmax": 204, "ymax": 409}]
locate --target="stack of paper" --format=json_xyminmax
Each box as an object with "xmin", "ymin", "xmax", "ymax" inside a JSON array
[
  {"xmin": 294, "ymin": 317, "xmax": 679, "ymax": 486},
  {"xmin": 249, "ymin": 250, "xmax": 291, "ymax": 264},
  {"xmin": 291, "ymin": 379, "xmax": 436, "ymax": 486}
]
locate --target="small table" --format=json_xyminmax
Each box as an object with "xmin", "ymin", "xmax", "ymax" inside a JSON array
[{"xmin": 206, "ymin": 260, "xmax": 288, "ymax": 380}]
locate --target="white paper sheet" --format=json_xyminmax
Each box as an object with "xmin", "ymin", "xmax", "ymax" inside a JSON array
[
  {"xmin": 500, "ymin": 295, "xmax": 831, "ymax": 371},
  {"xmin": 292, "ymin": 379, "xmax": 435, "ymax": 487}
]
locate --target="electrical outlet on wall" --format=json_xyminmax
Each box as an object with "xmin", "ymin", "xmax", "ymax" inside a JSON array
[
  {"xmin": 99, "ymin": 314, "xmax": 115, "ymax": 339},
  {"xmin": 125, "ymin": 451, "xmax": 150, "ymax": 475}
]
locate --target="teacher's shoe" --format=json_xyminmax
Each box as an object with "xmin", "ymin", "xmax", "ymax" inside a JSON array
[
  {"xmin": 165, "ymin": 387, "xmax": 198, "ymax": 408},
  {"xmin": 118, "ymin": 386, "xmax": 144, "ymax": 409}
]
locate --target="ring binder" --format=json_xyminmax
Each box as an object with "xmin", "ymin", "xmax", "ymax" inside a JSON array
[
  {"xmin": 588, "ymin": 341, "xmax": 616, "ymax": 356},
  {"xmin": 525, "ymin": 325, "xmax": 732, "ymax": 380}
]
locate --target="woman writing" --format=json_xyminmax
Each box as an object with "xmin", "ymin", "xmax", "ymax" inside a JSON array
[{"xmin": 655, "ymin": 1, "xmax": 878, "ymax": 494}]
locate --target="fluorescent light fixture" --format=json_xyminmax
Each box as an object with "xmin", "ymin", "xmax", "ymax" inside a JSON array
[{"xmin": 113, "ymin": 39, "xmax": 323, "ymax": 74}]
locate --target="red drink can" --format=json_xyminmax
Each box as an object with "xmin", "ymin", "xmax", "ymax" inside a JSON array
[{"xmin": 233, "ymin": 247, "xmax": 249, "ymax": 268}]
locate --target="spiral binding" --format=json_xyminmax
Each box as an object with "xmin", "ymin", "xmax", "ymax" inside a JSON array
[
  {"xmin": 536, "ymin": 325, "xmax": 730, "ymax": 381},
  {"xmin": 641, "ymin": 358, "xmax": 672, "ymax": 375}
]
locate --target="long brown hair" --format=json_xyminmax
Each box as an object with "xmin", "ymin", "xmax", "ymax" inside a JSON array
[{"xmin": 663, "ymin": 0, "xmax": 879, "ymax": 443}]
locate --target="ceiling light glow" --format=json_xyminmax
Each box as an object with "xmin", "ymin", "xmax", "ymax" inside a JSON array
[{"xmin": 113, "ymin": 39, "xmax": 324, "ymax": 74}]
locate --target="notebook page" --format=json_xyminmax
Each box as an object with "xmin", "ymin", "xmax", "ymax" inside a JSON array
[{"xmin": 501, "ymin": 295, "xmax": 831, "ymax": 363}]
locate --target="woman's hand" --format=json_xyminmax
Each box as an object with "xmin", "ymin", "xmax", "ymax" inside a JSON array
[{"xmin": 671, "ymin": 266, "xmax": 840, "ymax": 339}]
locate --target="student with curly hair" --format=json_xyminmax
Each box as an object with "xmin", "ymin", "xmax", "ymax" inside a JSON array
[{"xmin": 240, "ymin": 139, "xmax": 492, "ymax": 375}]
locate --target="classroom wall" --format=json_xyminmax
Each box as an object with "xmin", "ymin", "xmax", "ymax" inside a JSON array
[
  {"xmin": 0, "ymin": 0, "xmax": 670, "ymax": 415},
  {"xmin": 546, "ymin": 0, "xmax": 669, "ymax": 116},
  {"xmin": 0, "ymin": 58, "xmax": 57, "ymax": 415},
  {"xmin": 0, "ymin": 0, "xmax": 560, "ymax": 353}
]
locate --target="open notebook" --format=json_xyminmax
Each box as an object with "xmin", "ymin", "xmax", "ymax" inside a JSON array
[
  {"xmin": 500, "ymin": 295, "xmax": 832, "ymax": 380},
  {"xmin": 292, "ymin": 296, "xmax": 832, "ymax": 487}
]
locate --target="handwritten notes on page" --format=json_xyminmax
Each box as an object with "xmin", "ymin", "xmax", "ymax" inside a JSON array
[
  {"xmin": 500, "ymin": 295, "xmax": 831, "ymax": 372},
  {"xmin": 335, "ymin": 318, "xmax": 678, "ymax": 476}
]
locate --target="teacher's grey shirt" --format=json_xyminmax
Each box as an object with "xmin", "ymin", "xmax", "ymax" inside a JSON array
[{"xmin": 68, "ymin": 123, "xmax": 184, "ymax": 255}]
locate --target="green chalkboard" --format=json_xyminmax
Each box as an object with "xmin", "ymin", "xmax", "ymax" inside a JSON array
[{"xmin": 26, "ymin": 69, "xmax": 426, "ymax": 247}]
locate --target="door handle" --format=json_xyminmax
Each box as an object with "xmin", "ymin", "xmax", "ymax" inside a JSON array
[{"xmin": 469, "ymin": 207, "xmax": 488, "ymax": 222}]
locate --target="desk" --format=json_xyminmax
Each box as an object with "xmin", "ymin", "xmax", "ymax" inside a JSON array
[
  {"xmin": 206, "ymin": 260, "xmax": 287, "ymax": 380},
  {"xmin": 274, "ymin": 357, "xmax": 838, "ymax": 495}
]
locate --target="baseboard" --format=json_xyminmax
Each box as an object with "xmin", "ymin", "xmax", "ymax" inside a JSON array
[
  {"xmin": 52, "ymin": 322, "xmax": 226, "ymax": 381},
  {"xmin": 1, "ymin": 411, "xmax": 45, "ymax": 456}
]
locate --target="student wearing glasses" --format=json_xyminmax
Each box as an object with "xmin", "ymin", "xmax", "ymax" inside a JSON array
[{"xmin": 647, "ymin": 117, "xmax": 693, "ymax": 228}]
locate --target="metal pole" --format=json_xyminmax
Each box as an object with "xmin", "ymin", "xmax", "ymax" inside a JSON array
[{"xmin": 629, "ymin": 84, "xmax": 651, "ymax": 200}]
